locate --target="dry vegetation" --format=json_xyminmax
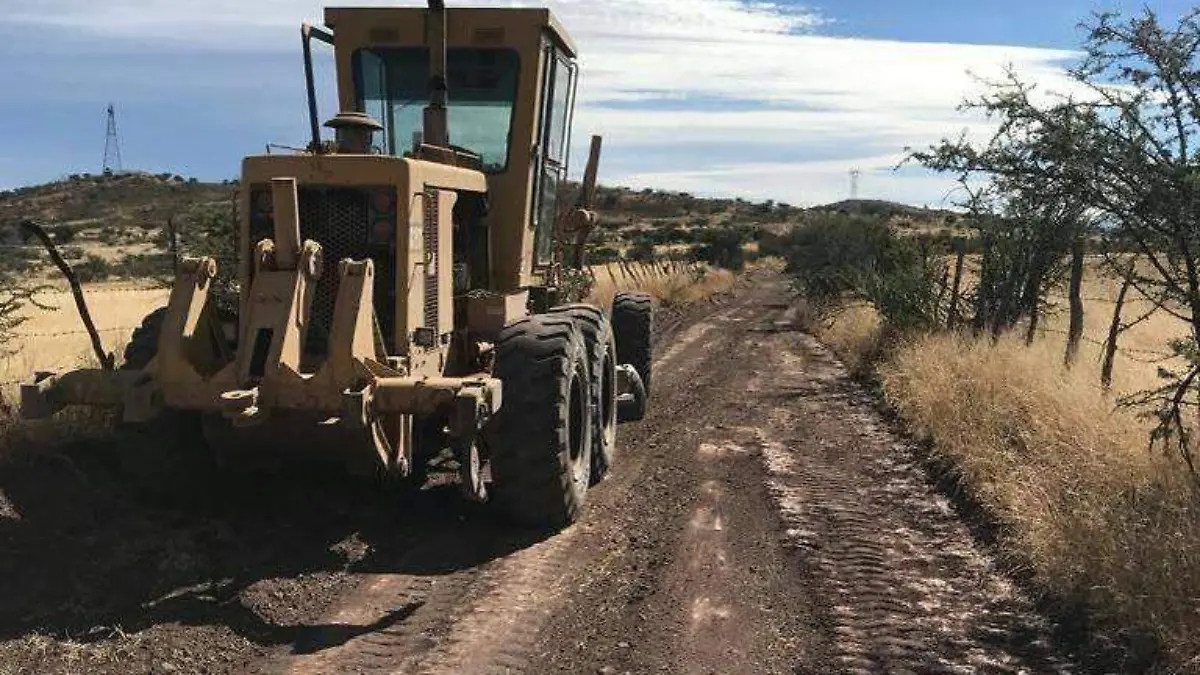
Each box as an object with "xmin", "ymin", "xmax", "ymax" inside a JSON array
[
  {"xmin": 587, "ymin": 261, "xmax": 736, "ymax": 312},
  {"xmin": 0, "ymin": 284, "xmax": 168, "ymax": 390},
  {"xmin": 814, "ymin": 266, "xmax": 1200, "ymax": 671}
]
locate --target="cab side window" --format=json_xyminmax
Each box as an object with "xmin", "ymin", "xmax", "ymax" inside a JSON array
[{"xmin": 533, "ymin": 49, "xmax": 576, "ymax": 265}]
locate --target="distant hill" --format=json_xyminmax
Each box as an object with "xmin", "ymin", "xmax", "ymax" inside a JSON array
[
  {"xmin": 0, "ymin": 172, "xmax": 233, "ymax": 282},
  {"xmin": 0, "ymin": 175, "xmax": 956, "ymax": 281},
  {"xmin": 0, "ymin": 171, "xmax": 231, "ymax": 234},
  {"xmin": 811, "ymin": 199, "xmax": 954, "ymax": 219}
]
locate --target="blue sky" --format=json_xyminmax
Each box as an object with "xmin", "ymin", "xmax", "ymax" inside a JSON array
[{"xmin": 0, "ymin": 1, "xmax": 1191, "ymax": 207}]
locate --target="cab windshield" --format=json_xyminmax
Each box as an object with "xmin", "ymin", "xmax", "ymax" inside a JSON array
[{"xmin": 354, "ymin": 47, "xmax": 519, "ymax": 172}]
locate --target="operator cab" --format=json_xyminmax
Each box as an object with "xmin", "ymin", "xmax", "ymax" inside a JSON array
[{"xmin": 317, "ymin": 7, "xmax": 579, "ymax": 291}]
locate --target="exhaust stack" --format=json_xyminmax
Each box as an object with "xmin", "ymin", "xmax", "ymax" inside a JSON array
[{"xmin": 422, "ymin": 0, "xmax": 450, "ymax": 149}]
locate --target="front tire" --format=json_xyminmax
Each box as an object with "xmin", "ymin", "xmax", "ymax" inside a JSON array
[
  {"xmin": 122, "ymin": 307, "xmax": 168, "ymax": 371},
  {"xmin": 486, "ymin": 315, "xmax": 593, "ymax": 529}
]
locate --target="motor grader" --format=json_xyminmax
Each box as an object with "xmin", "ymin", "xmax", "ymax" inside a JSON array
[{"xmin": 20, "ymin": 1, "xmax": 653, "ymax": 529}]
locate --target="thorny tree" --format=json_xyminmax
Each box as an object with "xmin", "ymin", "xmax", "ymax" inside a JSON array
[
  {"xmin": 908, "ymin": 79, "xmax": 1095, "ymax": 354},
  {"xmin": 916, "ymin": 9, "xmax": 1200, "ymax": 490}
]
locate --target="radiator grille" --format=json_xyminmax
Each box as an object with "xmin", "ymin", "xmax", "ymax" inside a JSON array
[
  {"xmin": 423, "ymin": 189, "xmax": 440, "ymax": 330},
  {"xmin": 248, "ymin": 184, "xmax": 396, "ymax": 355}
]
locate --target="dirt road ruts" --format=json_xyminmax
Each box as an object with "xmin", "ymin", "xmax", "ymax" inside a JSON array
[
  {"xmin": 527, "ymin": 274, "xmax": 1081, "ymax": 675},
  {"xmin": 0, "ymin": 272, "xmax": 1085, "ymax": 675}
]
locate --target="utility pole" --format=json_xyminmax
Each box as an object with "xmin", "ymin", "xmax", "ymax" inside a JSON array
[
  {"xmin": 103, "ymin": 104, "xmax": 123, "ymax": 175},
  {"xmin": 849, "ymin": 169, "xmax": 861, "ymax": 201}
]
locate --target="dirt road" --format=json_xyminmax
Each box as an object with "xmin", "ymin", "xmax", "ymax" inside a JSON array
[{"xmin": 0, "ymin": 272, "xmax": 1082, "ymax": 674}]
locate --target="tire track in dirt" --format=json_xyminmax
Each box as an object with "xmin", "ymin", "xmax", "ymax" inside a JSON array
[
  {"xmin": 742, "ymin": 327, "xmax": 1078, "ymax": 673},
  {"xmin": 271, "ymin": 285, "xmax": 757, "ymax": 675},
  {"xmin": 401, "ymin": 297, "xmax": 755, "ymax": 675},
  {"xmin": 528, "ymin": 274, "xmax": 1086, "ymax": 674},
  {"xmin": 528, "ymin": 276, "xmax": 824, "ymax": 674}
]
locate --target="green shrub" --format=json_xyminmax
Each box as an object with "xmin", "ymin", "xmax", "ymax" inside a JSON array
[
  {"xmin": 589, "ymin": 246, "xmax": 621, "ymax": 264},
  {"xmin": 74, "ymin": 254, "xmax": 112, "ymax": 283},
  {"xmin": 693, "ymin": 225, "xmax": 755, "ymax": 271},
  {"xmin": 626, "ymin": 241, "xmax": 656, "ymax": 262},
  {"xmin": 778, "ymin": 214, "xmax": 940, "ymax": 332},
  {"xmin": 116, "ymin": 252, "xmax": 174, "ymax": 279},
  {"xmin": 50, "ymin": 224, "xmax": 75, "ymax": 244}
]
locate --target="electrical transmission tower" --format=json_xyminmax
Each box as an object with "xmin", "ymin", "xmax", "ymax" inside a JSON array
[
  {"xmin": 849, "ymin": 169, "xmax": 861, "ymax": 200},
  {"xmin": 102, "ymin": 104, "xmax": 124, "ymax": 175}
]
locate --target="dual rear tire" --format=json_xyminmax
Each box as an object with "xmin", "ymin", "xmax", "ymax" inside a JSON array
[
  {"xmin": 547, "ymin": 304, "xmax": 618, "ymax": 483},
  {"xmin": 487, "ymin": 295, "xmax": 653, "ymax": 529}
]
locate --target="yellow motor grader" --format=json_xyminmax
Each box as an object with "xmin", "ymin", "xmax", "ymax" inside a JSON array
[{"xmin": 20, "ymin": 1, "xmax": 652, "ymax": 528}]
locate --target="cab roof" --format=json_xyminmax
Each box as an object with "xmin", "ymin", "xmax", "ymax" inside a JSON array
[{"xmin": 323, "ymin": 6, "xmax": 578, "ymax": 58}]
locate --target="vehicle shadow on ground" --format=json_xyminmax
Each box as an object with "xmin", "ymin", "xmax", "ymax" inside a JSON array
[{"xmin": 0, "ymin": 433, "xmax": 550, "ymax": 653}]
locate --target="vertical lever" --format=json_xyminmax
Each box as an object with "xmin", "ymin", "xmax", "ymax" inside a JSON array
[
  {"xmin": 579, "ymin": 135, "xmax": 603, "ymax": 210},
  {"xmin": 570, "ymin": 136, "xmax": 604, "ymax": 269}
]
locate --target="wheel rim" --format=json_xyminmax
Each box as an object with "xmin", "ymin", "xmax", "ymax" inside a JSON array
[
  {"xmin": 568, "ymin": 361, "xmax": 588, "ymax": 485},
  {"xmin": 601, "ymin": 349, "xmax": 616, "ymax": 442}
]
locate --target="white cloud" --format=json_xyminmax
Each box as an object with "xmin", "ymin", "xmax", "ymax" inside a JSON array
[{"xmin": 9, "ymin": 0, "xmax": 1084, "ymax": 206}]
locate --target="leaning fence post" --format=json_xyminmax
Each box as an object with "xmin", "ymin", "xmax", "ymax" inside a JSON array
[
  {"xmin": 936, "ymin": 262, "xmax": 950, "ymax": 323},
  {"xmin": 20, "ymin": 220, "xmax": 115, "ymax": 370},
  {"xmin": 1065, "ymin": 236, "xmax": 1086, "ymax": 367},
  {"xmin": 948, "ymin": 237, "xmax": 966, "ymax": 330},
  {"xmin": 1102, "ymin": 257, "xmax": 1137, "ymax": 389}
]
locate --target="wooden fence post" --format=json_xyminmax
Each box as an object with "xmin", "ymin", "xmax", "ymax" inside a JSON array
[
  {"xmin": 1102, "ymin": 257, "xmax": 1136, "ymax": 389},
  {"xmin": 947, "ymin": 238, "xmax": 966, "ymax": 329},
  {"xmin": 936, "ymin": 263, "xmax": 950, "ymax": 323},
  {"xmin": 972, "ymin": 233, "xmax": 991, "ymax": 335},
  {"xmin": 168, "ymin": 217, "xmax": 179, "ymax": 275},
  {"xmin": 1065, "ymin": 236, "xmax": 1086, "ymax": 367}
]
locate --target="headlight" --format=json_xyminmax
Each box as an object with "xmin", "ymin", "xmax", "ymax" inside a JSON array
[{"xmin": 369, "ymin": 188, "xmax": 396, "ymax": 246}]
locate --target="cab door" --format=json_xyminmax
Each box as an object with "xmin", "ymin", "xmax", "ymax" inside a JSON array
[{"xmin": 532, "ymin": 45, "xmax": 578, "ymax": 267}]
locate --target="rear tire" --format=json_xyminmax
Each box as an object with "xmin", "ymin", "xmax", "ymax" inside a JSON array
[
  {"xmin": 548, "ymin": 304, "xmax": 618, "ymax": 483},
  {"xmin": 612, "ymin": 292, "xmax": 652, "ymax": 421},
  {"xmin": 486, "ymin": 315, "xmax": 593, "ymax": 529}
]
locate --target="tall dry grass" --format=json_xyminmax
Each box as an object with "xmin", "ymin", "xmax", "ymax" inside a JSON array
[
  {"xmin": 0, "ymin": 284, "xmax": 165, "ymax": 462},
  {"xmin": 812, "ymin": 304, "xmax": 883, "ymax": 376},
  {"xmin": 945, "ymin": 255, "xmax": 1191, "ymax": 396},
  {"xmin": 881, "ymin": 333, "xmax": 1200, "ymax": 670},
  {"xmin": 2, "ymin": 285, "xmax": 169, "ymax": 379},
  {"xmin": 587, "ymin": 261, "xmax": 735, "ymax": 312}
]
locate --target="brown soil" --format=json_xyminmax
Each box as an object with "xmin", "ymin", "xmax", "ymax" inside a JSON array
[{"xmin": 0, "ymin": 271, "xmax": 1088, "ymax": 674}]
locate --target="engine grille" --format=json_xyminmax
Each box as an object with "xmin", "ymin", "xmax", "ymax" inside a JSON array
[
  {"xmin": 248, "ymin": 184, "xmax": 396, "ymax": 356},
  {"xmin": 423, "ymin": 189, "xmax": 440, "ymax": 330}
]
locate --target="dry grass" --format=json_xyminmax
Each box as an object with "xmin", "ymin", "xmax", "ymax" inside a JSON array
[
  {"xmin": 2, "ymin": 262, "xmax": 735, "ymax": 391},
  {"xmin": 0, "ymin": 629, "xmax": 151, "ymax": 675},
  {"xmin": 0, "ymin": 284, "xmax": 164, "ymax": 466},
  {"xmin": 0, "ymin": 284, "xmax": 168, "ymax": 408},
  {"xmin": 943, "ymin": 255, "xmax": 1191, "ymax": 396},
  {"xmin": 881, "ymin": 333, "xmax": 1200, "ymax": 670},
  {"xmin": 813, "ymin": 304, "xmax": 883, "ymax": 376},
  {"xmin": 587, "ymin": 261, "xmax": 735, "ymax": 312}
]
